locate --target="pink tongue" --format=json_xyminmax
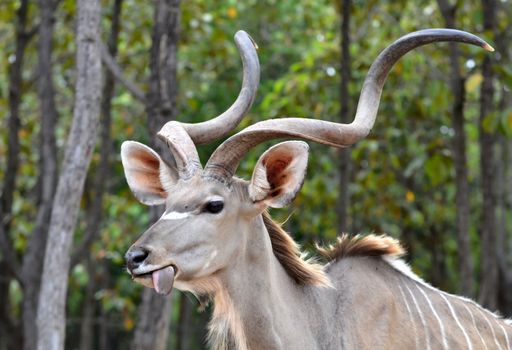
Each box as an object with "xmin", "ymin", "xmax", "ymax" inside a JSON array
[{"xmin": 152, "ymin": 266, "xmax": 175, "ymax": 295}]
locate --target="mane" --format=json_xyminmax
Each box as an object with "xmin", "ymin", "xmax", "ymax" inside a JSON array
[
  {"xmin": 317, "ymin": 233, "xmax": 405, "ymax": 262},
  {"xmin": 262, "ymin": 212, "xmax": 330, "ymax": 286},
  {"xmin": 262, "ymin": 213, "xmax": 405, "ymax": 287}
]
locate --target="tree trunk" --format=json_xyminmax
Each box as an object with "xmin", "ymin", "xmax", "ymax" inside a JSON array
[
  {"xmin": 78, "ymin": 258, "xmax": 95, "ymax": 350},
  {"xmin": 0, "ymin": 2, "xmax": 32, "ymax": 346},
  {"xmin": 76, "ymin": 3, "xmax": 123, "ymax": 346},
  {"xmin": 176, "ymin": 293, "xmax": 193, "ymax": 350},
  {"xmin": 493, "ymin": 13, "xmax": 512, "ymax": 317},
  {"xmin": 98, "ymin": 263, "xmax": 110, "ymax": 350},
  {"xmin": 131, "ymin": 289, "xmax": 172, "ymax": 350},
  {"xmin": 1, "ymin": 0, "xmax": 31, "ymax": 247},
  {"xmin": 436, "ymin": 0, "xmax": 474, "ymax": 297},
  {"xmin": 496, "ymin": 135, "xmax": 512, "ymax": 316},
  {"xmin": 337, "ymin": 0, "xmax": 352, "ymax": 233},
  {"xmin": 146, "ymin": 0, "xmax": 180, "ymax": 137},
  {"xmin": 0, "ymin": 263, "xmax": 22, "ymax": 350},
  {"xmin": 99, "ymin": 309, "xmax": 109, "ymax": 350},
  {"xmin": 502, "ymin": 98, "xmax": 512, "ymax": 317},
  {"xmin": 71, "ymin": 0, "xmax": 124, "ymax": 269},
  {"xmin": 20, "ymin": 1, "xmax": 62, "ymax": 348},
  {"xmin": 478, "ymin": 0, "xmax": 498, "ymax": 309},
  {"xmin": 35, "ymin": 0, "xmax": 103, "ymax": 348},
  {"xmin": 428, "ymin": 224, "xmax": 448, "ymax": 290},
  {"xmin": 502, "ymin": 139, "xmax": 512, "ymax": 316},
  {"xmin": 131, "ymin": 1, "xmax": 180, "ymax": 348}
]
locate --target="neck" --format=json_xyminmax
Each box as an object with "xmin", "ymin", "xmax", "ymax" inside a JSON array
[{"xmin": 210, "ymin": 214, "xmax": 320, "ymax": 350}]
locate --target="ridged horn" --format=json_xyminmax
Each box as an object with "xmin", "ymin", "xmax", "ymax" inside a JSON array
[
  {"xmin": 157, "ymin": 121, "xmax": 201, "ymax": 179},
  {"xmin": 156, "ymin": 30, "xmax": 260, "ymax": 179},
  {"xmin": 204, "ymin": 28, "xmax": 493, "ymax": 180},
  {"xmin": 182, "ymin": 30, "xmax": 260, "ymax": 144}
]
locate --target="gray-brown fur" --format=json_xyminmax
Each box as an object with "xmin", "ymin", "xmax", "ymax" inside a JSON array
[
  {"xmin": 200, "ymin": 212, "xmax": 512, "ymax": 349},
  {"xmin": 254, "ymin": 216, "xmax": 512, "ymax": 349}
]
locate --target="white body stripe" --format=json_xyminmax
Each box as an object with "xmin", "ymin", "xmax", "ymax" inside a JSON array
[
  {"xmin": 415, "ymin": 285, "xmax": 448, "ymax": 350},
  {"xmin": 462, "ymin": 303, "xmax": 488, "ymax": 350},
  {"xmin": 398, "ymin": 283, "xmax": 419, "ymax": 350},
  {"xmin": 440, "ymin": 293, "xmax": 472, "ymax": 349},
  {"xmin": 161, "ymin": 211, "xmax": 191, "ymax": 220},
  {"xmin": 497, "ymin": 322, "xmax": 510, "ymax": 349},
  {"xmin": 406, "ymin": 285, "xmax": 431, "ymax": 350},
  {"xmin": 384, "ymin": 257, "xmax": 510, "ymax": 330},
  {"xmin": 476, "ymin": 307, "xmax": 502, "ymax": 350}
]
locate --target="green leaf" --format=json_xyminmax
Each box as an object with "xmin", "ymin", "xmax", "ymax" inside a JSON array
[
  {"xmin": 424, "ymin": 154, "xmax": 449, "ymax": 186},
  {"xmin": 482, "ymin": 112, "xmax": 498, "ymax": 133}
]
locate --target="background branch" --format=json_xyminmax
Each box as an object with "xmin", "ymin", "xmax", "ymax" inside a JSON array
[{"xmin": 100, "ymin": 43, "xmax": 146, "ymax": 103}]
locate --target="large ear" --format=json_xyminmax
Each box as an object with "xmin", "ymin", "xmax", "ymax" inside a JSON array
[
  {"xmin": 248, "ymin": 141, "xmax": 309, "ymax": 208},
  {"xmin": 121, "ymin": 141, "xmax": 178, "ymax": 205}
]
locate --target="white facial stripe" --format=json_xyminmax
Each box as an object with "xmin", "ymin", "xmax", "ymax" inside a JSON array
[
  {"xmin": 207, "ymin": 196, "xmax": 224, "ymax": 202},
  {"xmin": 203, "ymin": 250, "xmax": 218, "ymax": 270},
  {"xmin": 161, "ymin": 211, "xmax": 191, "ymax": 221}
]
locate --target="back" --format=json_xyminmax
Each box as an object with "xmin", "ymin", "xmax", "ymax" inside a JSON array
[{"xmin": 321, "ymin": 252, "xmax": 512, "ymax": 349}]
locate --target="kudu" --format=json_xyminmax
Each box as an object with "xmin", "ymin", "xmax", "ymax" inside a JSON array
[{"xmin": 121, "ymin": 29, "xmax": 511, "ymax": 349}]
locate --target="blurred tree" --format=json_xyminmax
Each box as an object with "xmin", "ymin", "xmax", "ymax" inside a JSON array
[
  {"xmin": 35, "ymin": 0, "xmax": 103, "ymax": 348},
  {"xmin": 75, "ymin": 0, "xmax": 124, "ymax": 349},
  {"xmin": 130, "ymin": 0, "xmax": 181, "ymax": 349},
  {"xmin": 0, "ymin": 0, "xmax": 32, "ymax": 348},
  {"xmin": 478, "ymin": 0, "xmax": 498, "ymax": 309},
  {"xmin": 493, "ymin": 0, "xmax": 512, "ymax": 315},
  {"xmin": 176, "ymin": 294, "xmax": 193, "ymax": 350},
  {"xmin": 336, "ymin": 0, "xmax": 353, "ymax": 233},
  {"xmin": 20, "ymin": 0, "xmax": 60, "ymax": 348},
  {"xmin": 436, "ymin": 0, "xmax": 474, "ymax": 297}
]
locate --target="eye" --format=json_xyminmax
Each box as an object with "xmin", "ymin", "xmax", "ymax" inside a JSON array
[{"xmin": 204, "ymin": 200, "xmax": 224, "ymax": 214}]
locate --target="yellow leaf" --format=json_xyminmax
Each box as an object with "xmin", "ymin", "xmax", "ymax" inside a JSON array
[
  {"xmin": 19, "ymin": 129, "xmax": 28, "ymax": 139},
  {"xmin": 227, "ymin": 7, "xmax": 237, "ymax": 18},
  {"xmin": 124, "ymin": 317, "xmax": 134, "ymax": 331},
  {"xmin": 465, "ymin": 73, "xmax": 483, "ymax": 93},
  {"xmin": 507, "ymin": 112, "xmax": 512, "ymax": 130},
  {"xmin": 406, "ymin": 191, "xmax": 415, "ymax": 203},
  {"xmin": 394, "ymin": 62, "xmax": 403, "ymax": 75}
]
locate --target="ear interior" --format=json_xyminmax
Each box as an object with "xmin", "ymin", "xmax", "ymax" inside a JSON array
[
  {"xmin": 249, "ymin": 141, "xmax": 309, "ymax": 208},
  {"xmin": 121, "ymin": 141, "xmax": 177, "ymax": 205}
]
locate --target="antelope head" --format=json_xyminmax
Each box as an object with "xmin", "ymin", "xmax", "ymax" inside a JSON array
[{"xmin": 121, "ymin": 30, "xmax": 492, "ymax": 295}]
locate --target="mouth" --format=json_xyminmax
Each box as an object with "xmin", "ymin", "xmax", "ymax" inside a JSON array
[{"xmin": 132, "ymin": 265, "xmax": 177, "ymax": 295}]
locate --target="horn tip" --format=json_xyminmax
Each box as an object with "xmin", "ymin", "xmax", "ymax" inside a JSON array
[
  {"xmin": 235, "ymin": 30, "xmax": 259, "ymax": 50},
  {"xmin": 483, "ymin": 43, "xmax": 495, "ymax": 52}
]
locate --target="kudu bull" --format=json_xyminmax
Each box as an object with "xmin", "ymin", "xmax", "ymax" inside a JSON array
[{"xmin": 121, "ymin": 29, "xmax": 511, "ymax": 349}]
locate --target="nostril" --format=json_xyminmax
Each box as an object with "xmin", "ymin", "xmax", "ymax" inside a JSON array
[
  {"xmin": 132, "ymin": 251, "xmax": 148, "ymax": 263},
  {"xmin": 126, "ymin": 247, "xmax": 150, "ymax": 272}
]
